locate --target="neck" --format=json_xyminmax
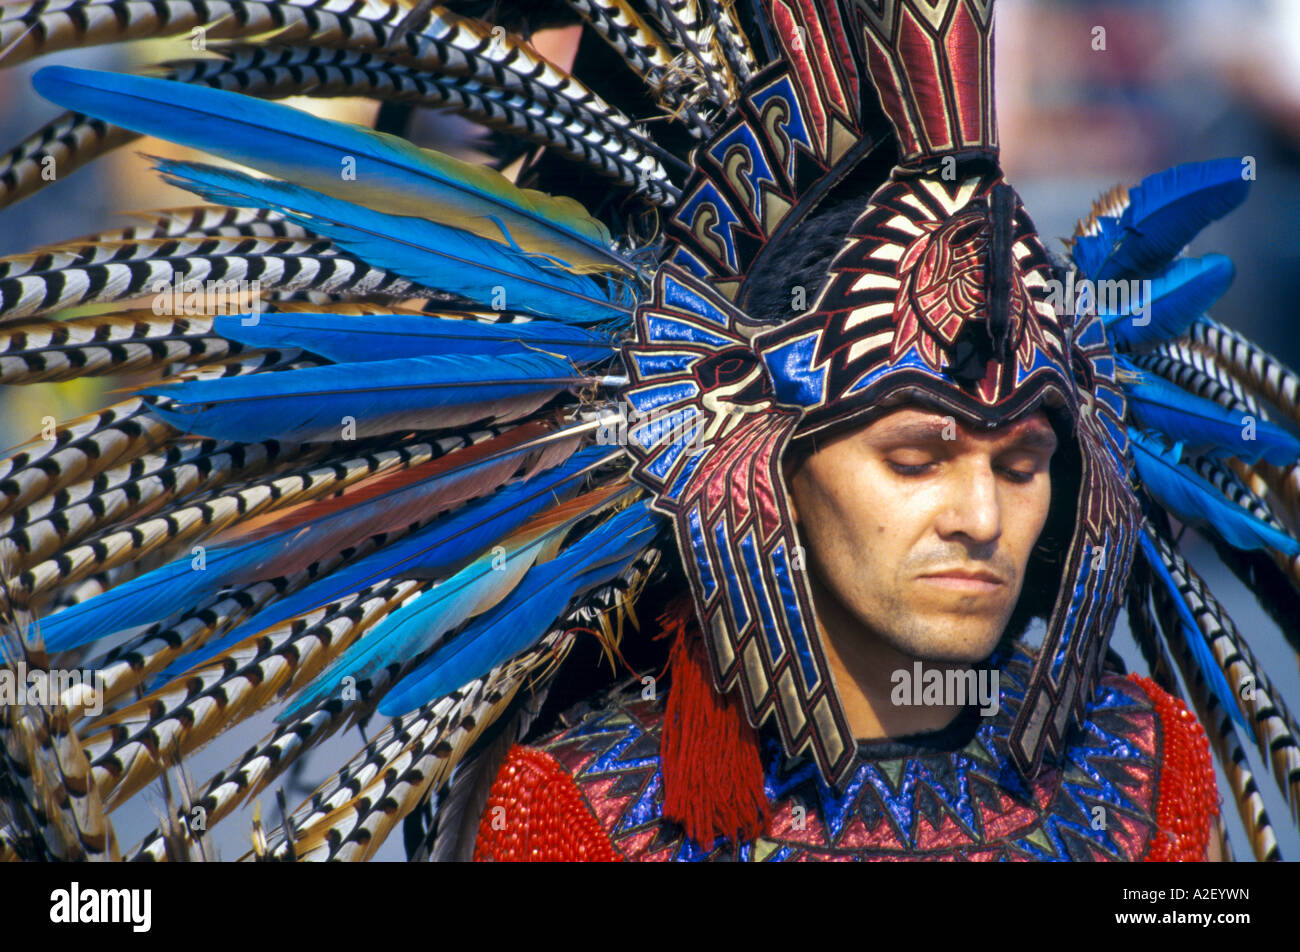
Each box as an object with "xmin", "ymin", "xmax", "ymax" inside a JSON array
[{"xmin": 808, "ymin": 576, "xmax": 972, "ymax": 740}]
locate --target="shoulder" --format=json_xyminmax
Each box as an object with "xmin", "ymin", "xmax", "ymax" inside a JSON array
[
  {"xmin": 1115, "ymin": 673, "xmax": 1221, "ymax": 862},
  {"xmin": 474, "ymin": 682, "xmax": 677, "ymax": 862},
  {"xmin": 1054, "ymin": 659, "xmax": 1219, "ymax": 861},
  {"xmin": 991, "ymin": 643, "xmax": 1220, "ymax": 861}
]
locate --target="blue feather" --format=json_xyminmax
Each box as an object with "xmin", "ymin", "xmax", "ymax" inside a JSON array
[
  {"xmin": 159, "ymin": 447, "xmax": 621, "ymax": 680},
  {"xmin": 211, "ymin": 314, "xmax": 617, "ymax": 366},
  {"xmin": 35, "ymin": 523, "xmax": 328, "ymax": 652},
  {"xmin": 34, "ymin": 510, "xmax": 402, "ymax": 653},
  {"xmin": 1071, "ymin": 215, "xmax": 1123, "ymax": 283},
  {"xmin": 144, "ymin": 350, "xmax": 588, "ymax": 443},
  {"xmin": 1079, "ymin": 159, "xmax": 1251, "ymax": 281},
  {"xmin": 31, "ymin": 556, "xmax": 212, "ymax": 653},
  {"xmin": 1098, "ymin": 255, "xmax": 1235, "ymax": 350},
  {"xmin": 31, "ymin": 66, "xmax": 629, "ymax": 275},
  {"xmin": 1137, "ymin": 531, "xmax": 1251, "ymax": 735},
  {"xmin": 33, "ymin": 435, "xmax": 593, "ymax": 653},
  {"xmin": 1129, "ymin": 428, "xmax": 1300, "ymax": 557},
  {"xmin": 281, "ymin": 487, "xmax": 633, "ymax": 718},
  {"xmin": 378, "ymin": 502, "xmax": 659, "ymax": 716},
  {"xmin": 1118, "ymin": 356, "xmax": 1300, "ymax": 465},
  {"xmin": 150, "ymin": 159, "xmax": 628, "ymax": 324}
]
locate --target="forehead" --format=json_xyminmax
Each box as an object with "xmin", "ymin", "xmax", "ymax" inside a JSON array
[{"xmin": 863, "ymin": 405, "xmax": 1057, "ymax": 446}]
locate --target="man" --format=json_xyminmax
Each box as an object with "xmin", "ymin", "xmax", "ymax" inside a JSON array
[
  {"xmin": 470, "ymin": 0, "xmax": 1232, "ymax": 862},
  {"xmin": 472, "ymin": 380, "xmax": 1219, "ymax": 862},
  {"xmin": 3, "ymin": 0, "xmax": 1287, "ymax": 864}
]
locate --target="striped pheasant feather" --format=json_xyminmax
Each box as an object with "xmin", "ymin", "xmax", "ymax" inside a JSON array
[
  {"xmin": 1191, "ymin": 317, "xmax": 1300, "ymax": 431},
  {"xmin": 1, "ymin": 0, "xmax": 1296, "ymax": 866},
  {"xmin": 1141, "ymin": 526, "xmax": 1300, "ymax": 821},
  {"xmin": 1132, "ymin": 569, "xmax": 1279, "ymax": 861}
]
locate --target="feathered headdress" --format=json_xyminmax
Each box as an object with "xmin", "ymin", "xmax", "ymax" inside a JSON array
[{"xmin": 0, "ymin": 0, "xmax": 1295, "ymax": 861}]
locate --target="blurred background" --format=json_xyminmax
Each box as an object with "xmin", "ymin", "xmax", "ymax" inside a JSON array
[{"xmin": 1, "ymin": 0, "xmax": 1298, "ymax": 861}]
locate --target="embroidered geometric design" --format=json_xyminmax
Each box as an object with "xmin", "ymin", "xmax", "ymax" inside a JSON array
[
  {"xmin": 623, "ymin": 267, "xmax": 855, "ymax": 785},
  {"xmin": 846, "ymin": 0, "xmax": 998, "ymax": 163},
  {"xmin": 536, "ymin": 645, "xmax": 1174, "ymax": 862}
]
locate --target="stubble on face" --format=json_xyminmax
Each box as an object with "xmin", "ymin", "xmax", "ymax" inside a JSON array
[{"xmin": 787, "ymin": 406, "xmax": 1057, "ymax": 669}]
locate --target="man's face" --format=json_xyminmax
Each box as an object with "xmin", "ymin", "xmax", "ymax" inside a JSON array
[{"xmin": 786, "ymin": 405, "xmax": 1058, "ymax": 664}]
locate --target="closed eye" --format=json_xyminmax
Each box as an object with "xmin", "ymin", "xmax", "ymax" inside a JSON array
[
  {"xmin": 887, "ymin": 460, "xmax": 1039, "ymax": 482},
  {"xmin": 999, "ymin": 467, "xmax": 1036, "ymax": 484},
  {"xmin": 887, "ymin": 461, "xmax": 934, "ymax": 477}
]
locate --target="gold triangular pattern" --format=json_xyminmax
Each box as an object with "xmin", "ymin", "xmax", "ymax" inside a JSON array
[{"xmin": 761, "ymin": 192, "xmax": 794, "ymax": 236}]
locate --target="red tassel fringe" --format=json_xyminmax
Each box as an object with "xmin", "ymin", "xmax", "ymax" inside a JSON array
[{"xmin": 658, "ymin": 597, "xmax": 771, "ymax": 846}]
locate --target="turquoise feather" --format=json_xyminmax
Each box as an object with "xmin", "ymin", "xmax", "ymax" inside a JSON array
[
  {"xmin": 378, "ymin": 502, "xmax": 659, "ymax": 716},
  {"xmin": 283, "ymin": 487, "xmax": 633, "ymax": 718}
]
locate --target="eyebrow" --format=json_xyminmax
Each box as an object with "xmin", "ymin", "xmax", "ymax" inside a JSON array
[
  {"xmin": 1008, "ymin": 426, "xmax": 1060, "ymax": 452},
  {"xmin": 873, "ymin": 418, "xmax": 1058, "ymax": 452}
]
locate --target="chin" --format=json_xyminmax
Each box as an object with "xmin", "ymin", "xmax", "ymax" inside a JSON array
[
  {"xmin": 910, "ymin": 643, "xmax": 1000, "ymax": 665},
  {"xmin": 893, "ymin": 616, "xmax": 1009, "ymax": 664}
]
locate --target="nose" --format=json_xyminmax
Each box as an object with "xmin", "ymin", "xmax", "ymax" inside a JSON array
[{"xmin": 936, "ymin": 459, "xmax": 1002, "ymax": 547}]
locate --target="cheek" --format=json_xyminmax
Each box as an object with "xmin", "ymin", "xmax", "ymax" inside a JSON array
[
  {"xmin": 794, "ymin": 457, "xmax": 897, "ymax": 557},
  {"xmin": 1007, "ymin": 479, "xmax": 1052, "ymax": 550}
]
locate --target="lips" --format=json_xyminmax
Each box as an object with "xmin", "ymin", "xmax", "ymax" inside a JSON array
[
  {"xmin": 919, "ymin": 569, "xmax": 1005, "ymax": 591},
  {"xmin": 922, "ymin": 569, "xmax": 1003, "ymax": 584}
]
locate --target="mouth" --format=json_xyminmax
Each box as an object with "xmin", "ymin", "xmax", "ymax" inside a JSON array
[{"xmin": 918, "ymin": 569, "xmax": 1005, "ymax": 594}]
